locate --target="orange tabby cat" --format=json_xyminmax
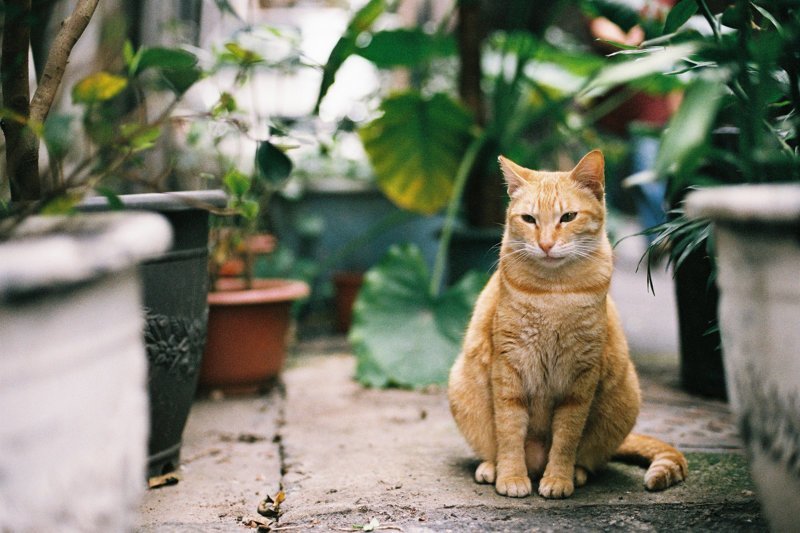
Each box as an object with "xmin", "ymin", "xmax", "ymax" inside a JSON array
[{"xmin": 448, "ymin": 150, "xmax": 687, "ymax": 499}]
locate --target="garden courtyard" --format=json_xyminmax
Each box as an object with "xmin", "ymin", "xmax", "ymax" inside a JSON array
[{"xmin": 137, "ymin": 235, "xmax": 766, "ymax": 532}]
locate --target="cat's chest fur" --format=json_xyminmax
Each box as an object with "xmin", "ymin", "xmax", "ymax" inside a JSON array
[{"xmin": 493, "ymin": 283, "xmax": 607, "ymax": 400}]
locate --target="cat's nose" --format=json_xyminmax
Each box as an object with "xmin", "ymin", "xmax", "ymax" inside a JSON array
[{"xmin": 539, "ymin": 240, "xmax": 555, "ymax": 254}]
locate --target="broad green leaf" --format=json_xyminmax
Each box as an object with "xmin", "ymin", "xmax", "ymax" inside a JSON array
[
  {"xmin": 42, "ymin": 114, "xmax": 73, "ymax": 160},
  {"xmin": 255, "ymin": 140, "xmax": 293, "ymax": 188},
  {"xmin": 350, "ymin": 244, "xmax": 487, "ymax": 388},
  {"xmin": 72, "ymin": 72, "xmax": 128, "ymax": 104},
  {"xmin": 662, "ymin": 0, "xmax": 697, "ymax": 35},
  {"xmin": 655, "ymin": 78, "xmax": 727, "ymax": 184},
  {"xmin": 359, "ymin": 92, "xmax": 475, "ymax": 215},
  {"xmin": 313, "ymin": 0, "xmax": 391, "ymax": 112},
  {"xmin": 355, "ymin": 29, "xmax": 456, "ymax": 68}
]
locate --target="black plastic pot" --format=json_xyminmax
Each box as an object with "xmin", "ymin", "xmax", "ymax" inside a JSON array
[{"xmin": 81, "ymin": 190, "xmax": 226, "ymax": 476}]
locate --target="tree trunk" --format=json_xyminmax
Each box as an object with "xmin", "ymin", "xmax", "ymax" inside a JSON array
[{"xmin": 1, "ymin": 0, "xmax": 41, "ymax": 201}]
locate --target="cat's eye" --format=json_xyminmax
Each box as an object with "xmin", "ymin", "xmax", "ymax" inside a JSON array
[
  {"xmin": 560, "ymin": 211, "xmax": 577, "ymax": 223},
  {"xmin": 521, "ymin": 214, "xmax": 537, "ymax": 225}
]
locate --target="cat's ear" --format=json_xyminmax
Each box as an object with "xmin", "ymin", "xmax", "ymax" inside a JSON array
[
  {"xmin": 570, "ymin": 150, "xmax": 605, "ymax": 201},
  {"xmin": 499, "ymin": 155, "xmax": 529, "ymax": 195}
]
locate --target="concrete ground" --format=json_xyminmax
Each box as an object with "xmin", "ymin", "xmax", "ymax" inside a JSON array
[{"xmin": 137, "ymin": 233, "xmax": 767, "ymax": 532}]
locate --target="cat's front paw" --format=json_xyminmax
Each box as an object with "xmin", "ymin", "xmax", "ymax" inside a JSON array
[
  {"xmin": 475, "ymin": 461, "xmax": 496, "ymax": 484},
  {"xmin": 495, "ymin": 475, "xmax": 532, "ymax": 498},
  {"xmin": 538, "ymin": 474, "xmax": 574, "ymax": 499}
]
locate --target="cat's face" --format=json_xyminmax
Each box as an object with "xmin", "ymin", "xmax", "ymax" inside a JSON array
[{"xmin": 500, "ymin": 151, "xmax": 606, "ymax": 268}]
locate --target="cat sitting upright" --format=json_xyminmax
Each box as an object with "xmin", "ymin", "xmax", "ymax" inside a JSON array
[{"xmin": 448, "ymin": 150, "xmax": 687, "ymax": 499}]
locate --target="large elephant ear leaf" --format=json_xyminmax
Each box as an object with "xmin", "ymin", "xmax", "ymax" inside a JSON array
[
  {"xmin": 350, "ymin": 244, "xmax": 487, "ymax": 388},
  {"xmin": 359, "ymin": 91, "xmax": 475, "ymax": 215}
]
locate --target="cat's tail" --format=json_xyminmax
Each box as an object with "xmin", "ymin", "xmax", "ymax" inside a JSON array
[{"xmin": 613, "ymin": 433, "xmax": 688, "ymax": 491}]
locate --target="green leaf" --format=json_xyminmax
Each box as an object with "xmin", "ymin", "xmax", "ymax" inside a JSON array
[
  {"xmin": 655, "ymin": 78, "xmax": 727, "ymax": 183},
  {"xmin": 663, "ymin": 0, "xmax": 697, "ymax": 35},
  {"xmin": 255, "ymin": 140, "xmax": 293, "ymax": 188},
  {"xmin": 134, "ymin": 47, "xmax": 202, "ymax": 94},
  {"xmin": 72, "ymin": 72, "xmax": 128, "ymax": 104},
  {"xmin": 42, "ymin": 114, "xmax": 73, "ymax": 161},
  {"xmin": 350, "ymin": 244, "xmax": 487, "ymax": 388},
  {"xmin": 119, "ymin": 124, "xmax": 161, "ymax": 152},
  {"xmin": 584, "ymin": 0, "xmax": 641, "ymax": 32},
  {"xmin": 223, "ymin": 168, "xmax": 251, "ymax": 198},
  {"xmin": 134, "ymin": 47, "xmax": 199, "ymax": 75},
  {"xmin": 313, "ymin": 0, "xmax": 391, "ymax": 112},
  {"xmin": 355, "ymin": 29, "xmax": 456, "ymax": 68},
  {"xmin": 359, "ymin": 92, "xmax": 475, "ymax": 215}
]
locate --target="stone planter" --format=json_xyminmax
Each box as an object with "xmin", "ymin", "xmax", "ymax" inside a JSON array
[
  {"xmin": 686, "ymin": 184, "xmax": 800, "ymax": 531},
  {"xmin": 0, "ymin": 212, "xmax": 171, "ymax": 531},
  {"xmin": 200, "ymin": 278, "xmax": 310, "ymax": 394},
  {"xmin": 81, "ymin": 190, "xmax": 226, "ymax": 477}
]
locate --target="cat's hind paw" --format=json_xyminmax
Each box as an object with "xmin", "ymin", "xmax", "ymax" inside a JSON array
[
  {"xmin": 474, "ymin": 461, "xmax": 496, "ymax": 484},
  {"xmin": 538, "ymin": 474, "xmax": 574, "ymax": 499},
  {"xmin": 574, "ymin": 466, "xmax": 589, "ymax": 487},
  {"xmin": 495, "ymin": 475, "xmax": 532, "ymax": 498}
]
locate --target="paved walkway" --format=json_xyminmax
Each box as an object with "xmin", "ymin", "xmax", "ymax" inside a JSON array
[{"xmin": 137, "ymin": 233, "xmax": 767, "ymax": 531}]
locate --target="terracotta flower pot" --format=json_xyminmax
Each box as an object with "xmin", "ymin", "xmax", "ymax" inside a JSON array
[
  {"xmin": 200, "ymin": 278, "xmax": 309, "ymax": 393},
  {"xmin": 332, "ymin": 271, "xmax": 364, "ymax": 333}
]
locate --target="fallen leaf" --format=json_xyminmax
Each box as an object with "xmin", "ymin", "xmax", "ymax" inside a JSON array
[
  {"xmin": 363, "ymin": 518, "xmax": 380, "ymax": 532},
  {"xmin": 147, "ymin": 471, "xmax": 181, "ymax": 489},
  {"xmin": 258, "ymin": 490, "xmax": 286, "ymax": 518}
]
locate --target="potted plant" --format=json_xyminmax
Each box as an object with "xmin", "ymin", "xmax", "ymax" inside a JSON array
[
  {"xmin": 201, "ymin": 148, "xmax": 310, "ymax": 394},
  {"xmin": 0, "ymin": 0, "xmax": 176, "ymax": 527},
  {"xmin": 590, "ymin": 0, "xmax": 800, "ymax": 528}
]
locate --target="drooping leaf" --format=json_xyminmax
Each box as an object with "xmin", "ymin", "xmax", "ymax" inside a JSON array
[
  {"xmin": 255, "ymin": 140, "xmax": 293, "ymax": 188},
  {"xmin": 313, "ymin": 0, "xmax": 391, "ymax": 112},
  {"xmin": 662, "ymin": 0, "xmax": 697, "ymax": 35},
  {"xmin": 655, "ymin": 78, "xmax": 727, "ymax": 185},
  {"xmin": 584, "ymin": 0, "xmax": 641, "ymax": 32},
  {"xmin": 355, "ymin": 29, "xmax": 456, "ymax": 68},
  {"xmin": 350, "ymin": 244, "xmax": 487, "ymax": 388},
  {"xmin": 72, "ymin": 72, "xmax": 128, "ymax": 104},
  {"xmin": 359, "ymin": 92, "xmax": 475, "ymax": 215}
]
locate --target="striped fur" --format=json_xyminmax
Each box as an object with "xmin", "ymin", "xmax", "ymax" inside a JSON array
[{"xmin": 448, "ymin": 151, "xmax": 687, "ymax": 499}]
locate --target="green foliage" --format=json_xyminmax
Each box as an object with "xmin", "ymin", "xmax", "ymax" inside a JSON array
[
  {"xmin": 350, "ymin": 244, "xmax": 487, "ymax": 388},
  {"xmin": 359, "ymin": 92, "xmax": 475, "ymax": 215},
  {"xmin": 314, "ymin": 0, "xmax": 393, "ymax": 112},
  {"xmin": 356, "ymin": 29, "xmax": 456, "ymax": 68},
  {"xmin": 255, "ymin": 140, "xmax": 293, "ymax": 190}
]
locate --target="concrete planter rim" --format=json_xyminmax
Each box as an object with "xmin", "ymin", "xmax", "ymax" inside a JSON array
[
  {"xmin": 685, "ymin": 184, "xmax": 800, "ymax": 224},
  {"xmin": 79, "ymin": 189, "xmax": 227, "ymax": 212},
  {"xmin": 0, "ymin": 212, "xmax": 172, "ymax": 301}
]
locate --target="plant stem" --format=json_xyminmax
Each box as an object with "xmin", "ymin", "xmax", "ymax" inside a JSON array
[
  {"xmin": 429, "ymin": 131, "xmax": 490, "ymax": 298},
  {"xmin": 695, "ymin": 0, "xmax": 721, "ymax": 42}
]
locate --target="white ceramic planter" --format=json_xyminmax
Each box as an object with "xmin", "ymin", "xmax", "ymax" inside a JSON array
[
  {"xmin": 686, "ymin": 185, "xmax": 800, "ymax": 532},
  {"xmin": 0, "ymin": 213, "xmax": 171, "ymax": 532}
]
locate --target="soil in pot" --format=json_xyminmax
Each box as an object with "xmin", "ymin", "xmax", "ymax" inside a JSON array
[{"xmin": 200, "ymin": 278, "xmax": 309, "ymax": 394}]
